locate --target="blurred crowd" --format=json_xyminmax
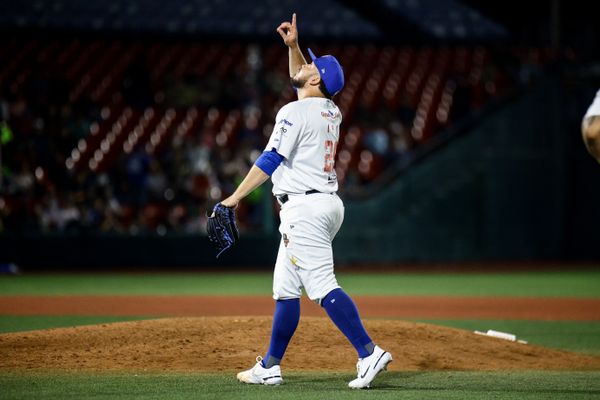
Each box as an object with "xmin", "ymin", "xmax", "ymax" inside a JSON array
[
  {"xmin": 0, "ymin": 95, "xmax": 268, "ymax": 236},
  {"xmin": 0, "ymin": 48, "xmax": 273, "ymax": 235},
  {"xmin": 0, "ymin": 41, "xmax": 550, "ymax": 236}
]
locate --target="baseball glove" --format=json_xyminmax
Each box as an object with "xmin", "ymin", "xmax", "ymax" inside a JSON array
[{"xmin": 207, "ymin": 203, "xmax": 239, "ymax": 258}]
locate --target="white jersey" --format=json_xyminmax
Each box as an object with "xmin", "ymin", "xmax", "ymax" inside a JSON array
[
  {"xmin": 265, "ymin": 97, "xmax": 341, "ymax": 195},
  {"xmin": 584, "ymin": 89, "xmax": 600, "ymax": 118}
]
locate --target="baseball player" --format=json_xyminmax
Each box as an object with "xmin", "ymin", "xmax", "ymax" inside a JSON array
[
  {"xmin": 582, "ymin": 89, "xmax": 600, "ymax": 163},
  {"xmin": 219, "ymin": 13, "xmax": 392, "ymax": 389}
]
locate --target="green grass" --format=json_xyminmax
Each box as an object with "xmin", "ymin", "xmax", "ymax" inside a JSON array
[
  {"xmin": 0, "ymin": 316, "xmax": 149, "ymax": 334},
  {"xmin": 2, "ymin": 271, "xmax": 599, "ymax": 399},
  {"xmin": 416, "ymin": 320, "xmax": 600, "ymax": 355},
  {"xmin": 1, "ymin": 270, "xmax": 599, "ymax": 296},
  {"xmin": 1, "ymin": 371, "xmax": 599, "ymax": 400},
  {"xmin": 0, "ymin": 273, "xmax": 272, "ymax": 296}
]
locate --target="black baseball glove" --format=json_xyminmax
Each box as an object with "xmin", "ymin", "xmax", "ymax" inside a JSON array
[{"xmin": 207, "ymin": 203, "xmax": 239, "ymax": 258}]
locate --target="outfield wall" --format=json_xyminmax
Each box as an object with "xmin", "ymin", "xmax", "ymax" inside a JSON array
[
  {"xmin": 339, "ymin": 78, "xmax": 566, "ymax": 262},
  {"xmin": 340, "ymin": 75, "xmax": 600, "ymax": 263}
]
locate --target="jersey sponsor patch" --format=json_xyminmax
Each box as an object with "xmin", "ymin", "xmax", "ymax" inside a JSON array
[
  {"xmin": 271, "ymin": 125, "xmax": 287, "ymax": 144},
  {"xmin": 321, "ymin": 110, "xmax": 341, "ymax": 121},
  {"xmin": 278, "ymin": 118, "xmax": 294, "ymax": 127},
  {"xmin": 266, "ymin": 106, "xmax": 300, "ymax": 159}
]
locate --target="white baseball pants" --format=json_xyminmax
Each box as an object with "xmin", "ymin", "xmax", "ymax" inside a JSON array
[{"xmin": 272, "ymin": 192, "xmax": 344, "ymax": 304}]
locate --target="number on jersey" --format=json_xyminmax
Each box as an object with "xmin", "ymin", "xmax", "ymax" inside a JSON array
[{"xmin": 324, "ymin": 140, "xmax": 338, "ymax": 173}]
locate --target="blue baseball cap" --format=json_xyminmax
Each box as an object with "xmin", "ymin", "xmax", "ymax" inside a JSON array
[{"xmin": 307, "ymin": 48, "xmax": 345, "ymax": 96}]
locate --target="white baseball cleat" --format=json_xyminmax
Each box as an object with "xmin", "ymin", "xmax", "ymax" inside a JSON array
[
  {"xmin": 237, "ymin": 356, "xmax": 283, "ymax": 385},
  {"xmin": 348, "ymin": 345, "xmax": 392, "ymax": 389}
]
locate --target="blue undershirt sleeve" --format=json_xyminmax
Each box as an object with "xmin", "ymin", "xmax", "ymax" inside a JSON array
[{"xmin": 255, "ymin": 149, "xmax": 284, "ymax": 176}]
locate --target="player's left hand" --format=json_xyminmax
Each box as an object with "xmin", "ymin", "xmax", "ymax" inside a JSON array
[{"xmin": 277, "ymin": 13, "xmax": 298, "ymax": 48}]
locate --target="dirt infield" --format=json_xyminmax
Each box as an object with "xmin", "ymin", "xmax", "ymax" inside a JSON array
[
  {"xmin": 1, "ymin": 295, "xmax": 599, "ymax": 320},
  {"xmin": 2, "ymin": 295, "xmax": 599, "ymax": 373},
  {"xmin": 1, "ymin": 317, "xmax": 599, "ymax": 373}
]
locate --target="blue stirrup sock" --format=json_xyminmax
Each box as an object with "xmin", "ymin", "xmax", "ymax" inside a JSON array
[
  {"xmin": 322, "ymin": 288, "xmax": 375, "ymax": 358},
  {"xmin": 262, "ymin": 298, "xmax": 300, "ymax": 368}
]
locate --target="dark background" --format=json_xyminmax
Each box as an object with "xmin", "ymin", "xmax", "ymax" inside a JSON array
[{"xmin": 0, "ymin": 0, "xmax": 599, "ymax": 269}]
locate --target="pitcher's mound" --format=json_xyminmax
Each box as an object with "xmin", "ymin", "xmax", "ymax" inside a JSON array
[{"xmin": 1, "ymin": 317, "xmax": 599, "ymax": 372}]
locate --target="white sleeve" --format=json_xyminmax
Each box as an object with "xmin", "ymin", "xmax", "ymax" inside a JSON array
[
  {"xmin": 265, "ymin": 104, "xmax": 302, "ymax": 159},
  {"xmin": 584, "ymin": 89, "xmax": 600, "ymax": 119}
]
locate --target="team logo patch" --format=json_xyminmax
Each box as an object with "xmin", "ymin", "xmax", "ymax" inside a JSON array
[
  {"xmin": 283, "ymin": 233, "xmax": 289, "ymax": 247},
  {"xmin": 321, "ymin": 110, "xmax": 341, "ymax": 121},
  {"xmin": 327, "ymin": 172, "xmax": 337, "ymax": 184}
]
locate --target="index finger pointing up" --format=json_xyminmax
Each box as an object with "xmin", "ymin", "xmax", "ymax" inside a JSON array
[{"xmin": 292, "ymin": 13, "xmax": 296, "ymax": 28}]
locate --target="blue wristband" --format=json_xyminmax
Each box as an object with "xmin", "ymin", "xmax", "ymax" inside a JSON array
[{"xmin": 255, "ymin": 149, "xmax": 284, "ymax": 176}]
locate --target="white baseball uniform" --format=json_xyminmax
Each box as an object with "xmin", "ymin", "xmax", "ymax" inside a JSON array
[
  {"xmin": 584, "ymin": 89, "xmax": 600, "ymax": 118},
  {"xmin": 265, "ymin": 97, "xmax": 344, "ymax": 303}
]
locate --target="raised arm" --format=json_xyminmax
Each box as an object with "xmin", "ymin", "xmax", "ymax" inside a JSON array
[{"xmin": 277, "ymin": 13, "xmax": 307, "ymax": 78}]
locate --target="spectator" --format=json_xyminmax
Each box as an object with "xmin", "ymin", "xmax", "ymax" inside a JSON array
[
  {"xmin": 389, "ymin": 120, "xmax": 414, "ymax": 156},
  {"xmin": 363, "ymin": 126, "xmax": 390, "ymax": 156},
  {"xmin": 122, "ymin": 57, "xmax": 153, "ymax": 109},
  {"xmin": 125, "ymin": 145, "xmax": 150, "ymax": 206},
  {"xmin": 146, "ymin": 158, "xmax": 168, "ymax": 201}
]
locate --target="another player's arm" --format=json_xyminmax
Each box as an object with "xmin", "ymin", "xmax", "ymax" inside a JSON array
[
  {"xmin": 582, "ymin": 115, "xmax": 600, "ymax": 163},
  {"xmin": 277, "ymin": 13, "xmax": 307, "ymax": 78}
]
